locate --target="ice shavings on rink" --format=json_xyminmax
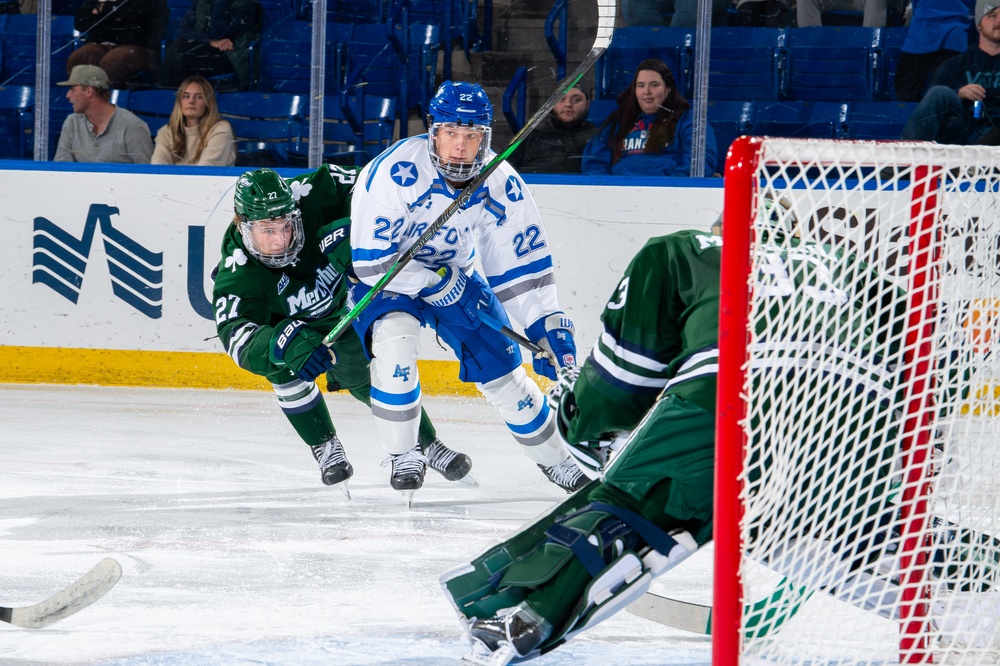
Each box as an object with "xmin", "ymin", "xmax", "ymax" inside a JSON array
[{"xmin": 0, "ymin": 384, "xmax": 713, "ymax": 665}]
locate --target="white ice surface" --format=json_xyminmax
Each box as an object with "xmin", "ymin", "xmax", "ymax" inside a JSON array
[{"xmin": 0, "ymin": 384, "xmax": 713, "ymax": 665}]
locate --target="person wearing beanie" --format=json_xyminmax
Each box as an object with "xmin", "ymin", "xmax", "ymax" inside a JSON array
[
  {"xmin": 901, "ymin": 0, "xmax": 1000, "ymax": 145},
  {"xmin": 53, "ymin": 65, "xmax": 153, "ymax": 163},
  {"xmin": 507, "ymin": 82, "xmax": 601, "ymax": 174}
]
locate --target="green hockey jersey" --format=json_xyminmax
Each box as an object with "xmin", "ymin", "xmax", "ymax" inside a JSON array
[
  {"xmin": 566, "ymin": 229, "xmax": 723, "ymax": 446},
  {"xmin": 212, "ymin": 164, "xmax": 360, "ymax": 378}
]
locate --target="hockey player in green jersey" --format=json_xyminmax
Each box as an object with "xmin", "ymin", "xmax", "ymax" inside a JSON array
[{"xmin": 212, "ymin": 166, "xmax": 473, "ymax": 495}]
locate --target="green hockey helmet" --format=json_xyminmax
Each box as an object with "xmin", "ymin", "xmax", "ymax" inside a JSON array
[{"xmin": 233, "ymin": 168, "xmax": 304, "ymax": 268}]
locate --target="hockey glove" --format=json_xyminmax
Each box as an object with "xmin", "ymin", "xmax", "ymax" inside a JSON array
[
  {"xmin": 419, "ymin": 265, "xmax": 483, "ymax": 329},
  {"xmin": 525, "ymin": 312, "xmax": 577, "ymax": 381},
  {"xmin": 270, "ymin": 319, "xmax": 337, "ymax": 383}
]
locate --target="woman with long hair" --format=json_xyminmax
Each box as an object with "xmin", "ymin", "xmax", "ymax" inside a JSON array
[
  {"xmin": 582, "ymin": 58, "xmax": 717, "ymax": 176},
  {"xmin": 151, "ymin": 76, "xmax": 236, "ymax": 166}
]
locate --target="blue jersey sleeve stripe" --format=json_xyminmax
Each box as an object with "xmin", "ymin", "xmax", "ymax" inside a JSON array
[
  {"xmin": 487, "ymin": 256, "xmax": 553, "ymax": 288},
  {"xmin": 352, "ymin": 244, "xmax": 399, "ymax": 262}
]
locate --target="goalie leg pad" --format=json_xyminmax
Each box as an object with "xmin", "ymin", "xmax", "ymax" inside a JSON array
[
  {"xmin": 552, "ymin": 532, "xmax": 698, "ymax": 650},
  {"xmin": 368, "ymin": 312, "xmax": 422, "ymax": 455}
]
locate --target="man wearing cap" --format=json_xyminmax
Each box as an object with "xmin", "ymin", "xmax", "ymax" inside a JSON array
[
  {"xmin": 54, "ymin": 64, "xmax": 153, "ymax": 163},
  {"xmin": 901, "ymin": 0, "xmax": 1000, "ymax": 145}
]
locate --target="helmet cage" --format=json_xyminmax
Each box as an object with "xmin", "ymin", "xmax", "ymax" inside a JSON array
[
  {"xmin": 238, "ymin": 209, "xmax": 305, "ymax": 268},
  {"xmin": 427, "ymin": 122, "xmax": 492, "ymax": 182}
]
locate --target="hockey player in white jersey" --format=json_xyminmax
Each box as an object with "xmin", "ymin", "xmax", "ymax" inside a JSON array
[{"xmin": 348, "ymin": 80, "xmax": 587, "ymax": 499}]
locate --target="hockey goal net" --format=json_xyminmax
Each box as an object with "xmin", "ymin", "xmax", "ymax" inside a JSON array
[{"xmin": 714, "ymin": 137, "xmax": 1000, "ymax": 665}]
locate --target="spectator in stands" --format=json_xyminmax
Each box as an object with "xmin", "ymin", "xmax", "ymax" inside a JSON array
[
  {"xmin": 156, "ymin": 0, "xmax": 261, "ymax": 92},
  {"xmin": 507, "ymin": 82, "xmax": 599, "ymax": 174},
  {"xmin": 734, "ymin": 0, "xmax": 797, "ymax": 27},
  {"xmin": 622, "ymin": 0, "xmax": 731, "ymax": 27},
  {"xmin": 54, "ymin": 65, "xmax": 153, "ymax": 163},
  {"xmin": 68, "ymin": 0, "xmax": 169, "ymax": 90},
  {"xmin": 901, "ymin": 0, "xmax": 1000, "ymax": 144},
  {"xmin": 19, "ymin": 0, "xmax": 35, "ymax": 11},
  {"xmin": 581, "ymin": 58, "xmax": 717, "ymax": 177},
  {"xmin": 797, "ymin": 0, "xmax": 904, "ymax": 27},
  {"xmin": 894, "ymin": 0, "xmax": 975, "ymax": 102},
  {"xmin": 151, "ymin": 75, "xmax": 236, "ymax": 166}
]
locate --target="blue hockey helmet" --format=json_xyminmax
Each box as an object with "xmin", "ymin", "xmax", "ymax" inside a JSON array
[{"xmin": 426, "ymin": 80, "xmax": 493, "ymax": 182}]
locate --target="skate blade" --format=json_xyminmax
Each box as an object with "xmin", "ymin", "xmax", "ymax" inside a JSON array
[
  {"xmin": 454, "ymin": 473, "xmax": 479, "ymax": 488},
  {"xmin": 400, "ymin": 489, "xmax": 415, "ymax": 509},
  {"xmin": 336, "ymin": 480, "xmax": 351, "ymax": 500},
  {"xmin": 461, "ymin": 642, "xmax": 519, "ymax": 665}
]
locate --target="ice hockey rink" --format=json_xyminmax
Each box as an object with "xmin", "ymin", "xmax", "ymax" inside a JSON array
[{"xmin": 0, "ymin": 383, "xmax": 715, "ymax": 665}]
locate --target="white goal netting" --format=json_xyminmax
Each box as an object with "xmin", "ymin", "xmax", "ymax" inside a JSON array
[{"xmin": 717, "ymin": 138, "xmax": 1000, "ymax": 665}]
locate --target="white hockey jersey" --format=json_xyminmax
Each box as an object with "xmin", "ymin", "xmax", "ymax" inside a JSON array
[{"xmin": 350, "ymin": 135, "xmax": 562, "ymax": 329}]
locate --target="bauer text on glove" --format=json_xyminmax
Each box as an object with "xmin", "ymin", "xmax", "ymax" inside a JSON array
[
  {"xmin": 270, "ymin": 319, "xmax": 337, "ymax": 382},
  {"xmin": 419, "ymin": 265, "xmax": 483, "ymax": 329}
]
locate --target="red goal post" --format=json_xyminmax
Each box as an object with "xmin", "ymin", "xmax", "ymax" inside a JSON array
[{"xmin": 713, "ymin": 136, "xmax": 1000, "ymax": 665}]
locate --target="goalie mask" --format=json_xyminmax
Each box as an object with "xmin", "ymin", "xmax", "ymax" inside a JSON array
[
  {"xmin": 759, "ymin": 194, "xmax": 798, "ymax": 238},
  {"xmin": 426, "ymin": 80, "xmax": 493, "ymax": 182},
  {"xmin": 233, "ymin": 168, "xmax": 304, "ymax": 268}
]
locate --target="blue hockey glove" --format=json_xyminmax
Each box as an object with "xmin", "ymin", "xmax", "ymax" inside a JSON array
[
  {"xmin": 525, "ymin": 312, "xmax": 576, "ymax": 381},
  {"xmin": 270, "ymin": 319, "xmax": 337, "ymax": 382},
  {"xmin": 419, "ymin": 265, "xmax": 483, "ymax": 329}
]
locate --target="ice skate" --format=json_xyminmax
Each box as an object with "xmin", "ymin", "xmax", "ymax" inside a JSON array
[
  {"xmin": 464, "ymin": 604, "xmax": 550, "ymax": 665},
  {"xmin": 383, "ymin": 446, "xmax": 427, "ymax": 508},
  {"xmin": 310, "ymin": 437, "xmax": 352, "ymax": 499},
  {"xmin": 538, "ymin": 457, "xmax": 588, "ymax": 493},
  {"xmin": 424, "ymin": 438, "xmax": 477, "ymax": 486}
]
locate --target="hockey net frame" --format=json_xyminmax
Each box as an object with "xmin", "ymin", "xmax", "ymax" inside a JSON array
[{"xmin": 714, "ymin": 137, "xmax": 1000, "ymax": 665}]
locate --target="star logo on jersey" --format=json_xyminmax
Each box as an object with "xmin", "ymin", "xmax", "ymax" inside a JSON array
[
  {"xmin": 505, "ymin": 176, "xmax": 524, "ymax": 202},
  {"xmin": 225, "ymin": 249, "xmax": 248, "ymax": 272},
  {"xmin": 289, "ymin": 180, "xmax": 312, "ymax": 201},
  {"xmin": 390, "ymin": 162, "xmax": 418, "ymax": 187}
]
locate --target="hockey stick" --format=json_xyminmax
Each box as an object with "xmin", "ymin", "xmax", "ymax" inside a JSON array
[
  {"xmin": 322, "ymin": 0, "xmax": 617, "ymax": 347},
  {"xmin": 627, "ymin": 577, "xmax": 813, "ymax": 637},
  {"xmin": 1, "ymin": 557, "xmax": 122, "ymax": 629}
]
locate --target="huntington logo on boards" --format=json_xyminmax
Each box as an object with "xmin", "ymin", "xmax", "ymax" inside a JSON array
[{"xmin": 32, "ymin": 204, "xmax": 164, "ymax": 319}]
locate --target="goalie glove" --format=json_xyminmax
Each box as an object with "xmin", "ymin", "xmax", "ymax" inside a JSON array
[
  {"xmin": 270, "ymin": 319, "xmax": 337, "ymax": 382},
  {"xmin": 545, "ymin": 364, "xmax": 580, "ymax": 410},
  {"xmin": 525, "ymin": 312, "xmax": 576, "ymax": 381},
  {"xmin": 552, "ymin": 381, "xmax": 622, "ymax": 479}
]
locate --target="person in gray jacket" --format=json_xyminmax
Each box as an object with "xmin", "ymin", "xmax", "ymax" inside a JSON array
[{"xmin": 54, "ymin": 65, "xmax": 153, "ymax": 164}]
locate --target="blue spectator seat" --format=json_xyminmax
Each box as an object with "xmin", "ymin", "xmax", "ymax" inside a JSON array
[
  {"xmin": 0, "ymin": 85, "xmax": 34, "ymax": 159},
  {"xmin": 259, "ymin": 0, "xmax": 296, "ymax": 30},
  {"xmin": 402, "ymin": 0, "xmax": 480, "ymax": 81},
  {"xmin": 844, "ymin": 100, "xmax": 916, "ymax": 140},
  {"xmin": 126, "ymin": 89, "xmax": 180, "ymax": 138},
  {"xmin": 587, "ymin": 99, "xmax": 616, "ymax": 126},
  {"xmin": 1, "ymin": 14, "xmax": 80, "ymax": 87},
  {"xmin": 344, "ymin": 22, "xmax": 440, "ymax": 137},
  {"xmin": 782, "ymin": 27, "xmax": 879, "ymax": 101},
  {"xmin": 257, "ymin": 20, "xmax": 348, "ymax": 93},
  {"xmin": 217, "ymin": 91, "xmax": 306, "ymax": 166},
  {"xmin": 876, "ymin": 27, "xmax": 907, "ymax": 102},
  {"xmin": 707, "ymin": 99, "xmax": 755, "ymax": 165},
  {"xmin": 288, "ymin": 92, "xmax": 397, "ymax": 167},
  {"xmin": 708, "ymin": 28, "xmax": 784, "ymax": 101},
  {"xmin": 752, "ymin": 100, "xmax": 849, "ymax": 139},
  {"xmin": 594, "ymin": 26, "xmax": 693, "ymax": 101}
]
